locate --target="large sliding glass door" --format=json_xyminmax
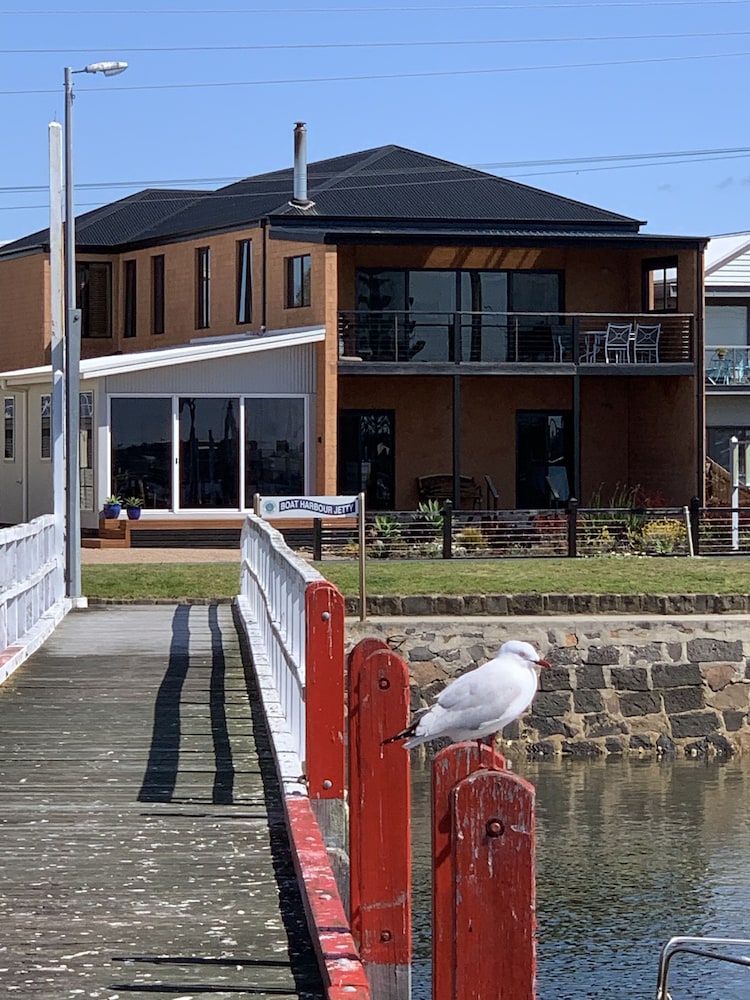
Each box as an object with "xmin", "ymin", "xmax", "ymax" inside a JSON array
[{"xmin": 110, "ymin": 395, "xmax": 306, "ymax": 511}]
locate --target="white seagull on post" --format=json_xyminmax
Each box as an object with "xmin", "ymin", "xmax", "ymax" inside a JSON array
[{"xmin": 383, "ymin": 640, "xmax": 551, "ymax": 749}]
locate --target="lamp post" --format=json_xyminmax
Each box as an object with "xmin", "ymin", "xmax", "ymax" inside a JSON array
[{"xmin": 63, "ymin": 61, "xmax": 127, "ymax": 603}]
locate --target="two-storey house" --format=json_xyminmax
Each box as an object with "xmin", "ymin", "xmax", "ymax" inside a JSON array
[{"xmin": 0, "ymin": 125, "xmax": 707, "ymax": 538}]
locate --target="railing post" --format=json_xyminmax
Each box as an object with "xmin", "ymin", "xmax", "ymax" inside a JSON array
[
  {"xmin": 312, "ymin": 517, "xmax": 323, "ymax": 561},
  {"xmin": 305, "ymin": 580, "xmax": 346, "ymax": 856},
  {"xmin": 349, "ymin": 646, "xmax": 411, "ymax": 1000},
  {"xmin": 442, "ymin": 500, "xmax": 453, "ymax": 559},
  {"xmin": 432, "ymin": 743, "xmax": 506, "ymax": 1000},
  {"xmin": 348, "ymin": 637, "xmax": 390, "ymax": 941},
  {"xmin": 567, "ymin": 496, "xmax": 578, "ymax": 557},
  {"xmin": 451, "ymin": 769, "xmax": 536, "ymax": 1000},
  {"xmin": 689, "ymin": 495, "xmax": 701, "ymax": 556}
]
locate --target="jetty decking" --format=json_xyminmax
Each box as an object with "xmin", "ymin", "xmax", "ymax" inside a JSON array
[{"xmin": 0, "ymin": 602, "xmax": 324, "ymax": 999}]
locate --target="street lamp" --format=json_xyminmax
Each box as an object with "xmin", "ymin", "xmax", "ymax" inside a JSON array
[{"xmin": 63, "ymin": 60, "xmax": 127, "ymax": 603}]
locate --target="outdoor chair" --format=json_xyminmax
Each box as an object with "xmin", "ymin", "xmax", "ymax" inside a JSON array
[
  {"xmin": 604, "ymin": 323, "xmax": 633, "ymax": 363},
  {"xmin": 633, "ymin": 322, "xmax": 661, "ymax": 363}
]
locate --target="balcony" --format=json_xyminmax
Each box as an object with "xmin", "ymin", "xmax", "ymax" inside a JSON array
[
  {"xmin": 706, "ymin": 346, "xmax": 750, "ymax": 388},
  {"xmin": 338, "ymin": 310, "xmax": 695, "ymax": 371}
]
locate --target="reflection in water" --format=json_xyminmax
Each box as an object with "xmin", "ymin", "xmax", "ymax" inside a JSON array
[{"xmin": 411, "ymin": 756, "xmax": 750, "ymax": 1000}]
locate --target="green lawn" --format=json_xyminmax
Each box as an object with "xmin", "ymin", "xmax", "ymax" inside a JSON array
[{"xmin": 81, "ymin": 556, "xmax": 750, "ymax": 601}]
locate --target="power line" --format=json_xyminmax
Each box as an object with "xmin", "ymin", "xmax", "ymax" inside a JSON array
[
  {"xmin": 1, "ymin": 1, "xmax": 749, "ymax": 12},
  {"xmin": 2, "ymin": 48, "xmax": 750, "ymax": 97},
  {"xmin": 2, "ymin": 144, "xmax": 750, "ymax": 196},
  {"xmin": 2, "ymin": 148, "xmax": 749, "ymax": 214},
  {"xmin": 4, "ymin": 28, "xmax": 750, "ymax": 54}
]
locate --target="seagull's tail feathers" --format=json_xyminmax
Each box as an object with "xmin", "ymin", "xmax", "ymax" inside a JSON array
[{"xmin": 381, "ymin": 708, "xmax": 430, "ymax": 749}]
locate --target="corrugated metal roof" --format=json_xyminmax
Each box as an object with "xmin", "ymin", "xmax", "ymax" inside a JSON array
[
  {"xmin": 0, "ymin": 326, "xmax": 324, "ymax": 384},
  {"xmin": 2, "ymin": 144, "xmax": 652, "ymax": 255}
]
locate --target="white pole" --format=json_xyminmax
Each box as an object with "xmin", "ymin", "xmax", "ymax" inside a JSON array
[
  {"xmin": 49, "ymin": 122, "xmax": 65, "ymax": 565},
  {"xmin": 358, "ymin": 492, "xmax": 366, "ymax": 622},
  {"xmin": 63, "ymin": 66, "xmax": 84, "ymax": 605},
  {"xmin": 731, "ymin": 435, "xmax": 739, "ymax": 551}
]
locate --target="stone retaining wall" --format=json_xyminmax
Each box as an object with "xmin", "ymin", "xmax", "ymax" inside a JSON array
[{"xmin": 345, "ymin": 616, "xmax": 750, "ymax": 757}]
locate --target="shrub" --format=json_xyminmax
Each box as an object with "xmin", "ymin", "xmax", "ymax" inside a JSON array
[
  {"xmin": 455, "ymin": 525, "xmax": 488, "ymax": 551},
  {"xmin": 635, "ymin": 518, "xmax": 687, "ymax": 555}
]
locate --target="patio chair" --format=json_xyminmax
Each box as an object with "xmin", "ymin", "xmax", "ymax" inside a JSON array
[
  {"xmin": 633, "ymin": 322, "xmax": 661, "ymax": 363},
  {"xmin": 604, "ymin": 323, "xmax": 633, "ymax": 363}
]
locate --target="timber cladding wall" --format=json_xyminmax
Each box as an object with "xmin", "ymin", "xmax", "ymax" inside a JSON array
[{"xmin": 345, "ymin": 617, "xmax": 750, "ymax": 757}]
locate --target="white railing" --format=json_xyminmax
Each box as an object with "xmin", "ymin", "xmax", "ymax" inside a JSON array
[
  {"xmin": 236, "ymin": 513, "xmax": 325, "ymax": 793},
  {"xmin": 0, "ymin": 514, "xmax": 67, "ymax": 683}
]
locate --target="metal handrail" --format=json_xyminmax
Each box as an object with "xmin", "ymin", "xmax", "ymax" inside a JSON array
[{"xmin": 655, "ymin": 935, "xmax": 750, "ymax": 998}]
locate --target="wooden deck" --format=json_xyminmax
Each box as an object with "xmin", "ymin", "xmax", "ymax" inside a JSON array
[{"xmin": 0, "ymin": 602, "xmax": 324, "ymax": 999}]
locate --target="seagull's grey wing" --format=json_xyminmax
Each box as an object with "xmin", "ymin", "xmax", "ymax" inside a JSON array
[{"xmin": 436, "ymin": 661, "xmax": 528, "ymax": 716}]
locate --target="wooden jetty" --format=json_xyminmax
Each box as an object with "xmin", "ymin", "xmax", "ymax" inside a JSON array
[{"xmin": 0, "ymin": 602, "xmax": 324, "ymax": 999}]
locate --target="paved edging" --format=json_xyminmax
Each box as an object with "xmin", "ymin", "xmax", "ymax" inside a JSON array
[{"xmin": 346, "ymin": 592, "xmax": 750, "ymax": 616}]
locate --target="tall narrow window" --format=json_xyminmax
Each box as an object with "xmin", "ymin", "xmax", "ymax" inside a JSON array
[
  {"xmin": 196, "ymin": 246, "xmax": 211, "ymax": 329},
  {"xmin": 286, "ymin": 254, "xmax": 311, "ymax": 308},
  {"xmin": 152, "ymin": 254, "xmax": 165, "ymax": 335},
  {"xmin": 76, "ymin": 261, "xmax": 112, "ymax": 338},
  {"xmin": 236, "ymin": 239, "xmax": 253, "ymax": 324},
  {"xmin": 79, "ymin": 392, "xmax": 94, "ymax": 510},
  {"xmin": 124, "ymin": 260, "xmax": 137, "ymax": 338},
  {"xmin": 4, "ymin": 397, "xmax": 14, "ymax": 460},
  {"xmin": 41, "ymin": 394, "xmax": 51, "ymax": 459},
  {"xmin": 643, "ymin": 257, "xmax": 678, "ymax": 312}
]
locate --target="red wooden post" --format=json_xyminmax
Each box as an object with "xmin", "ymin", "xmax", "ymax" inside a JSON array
[
  {"xmin": 451, "ymin": 769, "xmax": 536, "ymax": 1000},
  {"xmin": 351, "ymin": 647, "xmax": 412, "ymax": 1000},
  {"xmin": 305, "ymin": 579, "xmax": 345, "ymax": 798},
  {"xmin": 432, "ymin": 742, "xmax": 506, "ymax": 1000},
  {"xmin": 348, "ymin": 637, "xmax": 391, "ymax": 943}
]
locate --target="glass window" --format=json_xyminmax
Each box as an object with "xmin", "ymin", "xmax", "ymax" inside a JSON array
[
  {"xmin": 237, "ymin": 239, "xmax": 253, "ymax": 324},
  {"xmin": 460, "ymin": 271, "xmax": 508, "ymax": 361},
  {"xmin": 152, "ymin": 255, "xmax": 165, "ymax": 335},
  {"xmin": 196, "ymin": 247, "xmax": 211, "ymax": 329},
  {"xmin": 707, "ymin": 427, "xmax": 750, "ymax": 470},
  {"xmin": 643, "ymin": 257, "xmax": 678, "ymax": 312},
  {"xmin": 4, "ymin": 397, "xmax": 14, "ymax": 461},
  {"xmin": 111, "ymin": 397, "xmax": 173, "ymax": 509},
  {"xmin": 41, "ymin": 394, "xmax": 51, "ymax": 459},
  {"xmin": 76, "ymin": 261, "xmax": 112, "ymax": 338},
  {"xmin": 286, "ymin": 255, "xmax": 311, "ymax": 308},
  {"xmin": 124, "ymin": 260, "xmax": 137, "ymax": 338},
  {"xmin": 179, "ymin": 397, "xmax": 239, "ymax": 508},
  {"xmin": 245, "ymin": 398, "xmax": 304, "ymax": 499},
  {"xmin": 79, "ymin": 392, "xmax": 94, "ymax": 510},
  {"xmin": 706, "ymin": 305, "xmax": 749, "ymax": 346}
]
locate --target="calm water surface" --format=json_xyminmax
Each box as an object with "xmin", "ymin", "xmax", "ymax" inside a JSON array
[{"xmin": 410, "ymin": 755, "xmax": 750, "ymax": 999}]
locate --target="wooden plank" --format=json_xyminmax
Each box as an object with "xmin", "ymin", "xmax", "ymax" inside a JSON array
[
  {"xmin": 432, "ymin": 742, "xmax": 506, "ymax": 1000},
  {"xmin": 451, "ymin": 768, "xmax": 537, "ymax": 1000},
  {"xmin": 0, "ymin": 603, "xmax": 326, "ymax": 999}
]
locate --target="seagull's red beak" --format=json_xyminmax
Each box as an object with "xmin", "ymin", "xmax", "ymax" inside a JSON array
[{"xmin": 536, "ymin": 657, "xmax": 552, "ymax": 670}]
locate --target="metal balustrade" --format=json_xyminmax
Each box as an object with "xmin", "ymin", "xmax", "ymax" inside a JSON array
[
  {"xmin": 705, "ymin": 345, "xmax": 750, "ymax": 386},
  {"xmin": 338, "ymin": 310, "xmax": 695, "ymax": 366}
]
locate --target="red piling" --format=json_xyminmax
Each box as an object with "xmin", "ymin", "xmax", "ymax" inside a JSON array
[
  {"xmin": 451, "ymin": 768, "xmax": 536, "ymax": 1000},
  {"xmin": 305, "ymin": 580, "xmax": 345, "ymax": 798},
  {"xmin": 349, "ymin": 645, "xmax": 412, "ymax": 1000},
  {"xmin": 348, "ymin": 637, "xmax": 391, "ymax": 943},
  {"xmin": 431, "ymin": 742, "xmax": 507, "ymax": 1000}
]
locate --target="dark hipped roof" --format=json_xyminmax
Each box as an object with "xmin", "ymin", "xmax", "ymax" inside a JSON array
[{"xmin": 2, "ymin": 143, "xmax": 652, "ymax": 256}]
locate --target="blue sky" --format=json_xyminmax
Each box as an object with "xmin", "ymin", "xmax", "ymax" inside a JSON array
[{"xmin": 1, "ymin": 0, "xmax": 749, "ymax": 243}]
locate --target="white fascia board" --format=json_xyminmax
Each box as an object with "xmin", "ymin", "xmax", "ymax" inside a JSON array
[{"xmin": 0, "ymin": 325, "xmax": 326, "ymax": 387}]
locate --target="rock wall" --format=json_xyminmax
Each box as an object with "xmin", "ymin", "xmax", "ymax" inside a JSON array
[{"xmin": 345, "ymin": 616, "xmax": 750, "ymax": 757}]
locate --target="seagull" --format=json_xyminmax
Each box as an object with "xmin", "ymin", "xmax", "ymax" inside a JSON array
[{"xmin": 383, "ymin": 640, "xmax": 552, "ymax": 749}]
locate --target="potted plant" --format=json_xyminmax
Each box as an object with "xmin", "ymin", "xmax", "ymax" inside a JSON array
[
  {"xmin": 102, "ymin": 495, "xmax": 122, "ymax": 519},
  {"xmin": 124, "ymin": 496, "xmax": 144, "ymax": 520}
]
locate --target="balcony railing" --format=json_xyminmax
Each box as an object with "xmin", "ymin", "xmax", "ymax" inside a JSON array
[
  {"xmin": 706, "ymin": 346, "xmax": 750, "ymax": 387},
  {"xmin": 338, "ymin": 310, "xmax": 695, "ymax": 366}
]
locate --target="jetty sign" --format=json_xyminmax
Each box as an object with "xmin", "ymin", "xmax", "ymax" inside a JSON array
[{"xmin": 259, "ymin": 495, "xmax": 359, "ymax": 519}]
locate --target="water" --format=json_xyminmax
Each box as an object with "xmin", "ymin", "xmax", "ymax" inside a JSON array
[{"xmin": 410, "ymin": 754, "xmax": 750, "ymax": 999}]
